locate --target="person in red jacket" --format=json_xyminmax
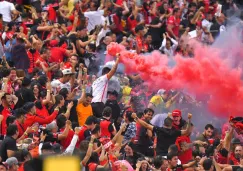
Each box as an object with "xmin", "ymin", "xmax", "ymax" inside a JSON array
[
  {"xmin": 22, "ymin": 102, "xmax": 59, "ymax": 130},
  {"xmin": 0, "ymin": 93, "xmax": 18, "ymax": 137},
  {"xmin": 100, "ymin": 107, "xmax": 116, "ymax": 138}
]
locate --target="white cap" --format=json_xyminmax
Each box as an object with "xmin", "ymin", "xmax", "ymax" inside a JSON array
[
  {"xmin": 157, "ymin": 89, "xmax": 166, "ymax": 96},
  {"xmin": 62, "ymin": 68, "xmax": 75, "ymax": 75}
]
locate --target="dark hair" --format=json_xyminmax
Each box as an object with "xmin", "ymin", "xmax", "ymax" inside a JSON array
[
  {"xmin": 144, "ymin": 108, "xmax": 154, "ymax": 115},
  {"xmin": 55, "ymin": 94, "xmax": 64, "ymax": 105},
  {"xmin": 40, "ymin": 47, "xmax": 49, "ymax": 55},
  {"xmin": 31, "ymin": 82, "xmax": 41, "ymax": 92},
  {"xmin": 168, "ymin": 144, "xmax": 178, "ymax": 154},
  {"xmin": 102, "ymin": 106, "xmax": 112, "ymax": 117},
  {"xmin": 59, "ymin": 88, "xmax": 69, "ymax": 100},
  {"xmin": 189, "ymin": 2, "xmax": 197, "ymax": 8},
  {"xmin": 173, "ymin": 8, "xmax": 180, "ymax": 14},
  {"xmin": 35, "ymin": 100, "xmax": 43, "ymax": 110},
  {"xmin": 205, "ymin": 124, "xmax": 214, "ymax": 130},
  {"xmin": 56, "ymin": 115, "xmax": 67, "ymax": 128},
  {"xmin": 167, "ymin": 152, "xmax": 178, "ymax": 161},
  {"xmin": 91, "ymin": 124, "xmax": 100, "ymax": 134},
  {"xmin": 15, "ymin": 149, "xmax": 32, "ymax": 162},
  {"xmin": 153, "ymin": 156, "xmax": 163, "ymax": 169},
  {"xmin": 203, "ymin": 159, "xmax": 213, "ymax": 170},
  {"xmin": 125, "ymin": 111, "xmax": 134, "ymax": 122},
  {"xmin": 23, "ymin": 158, "xmax": 43, "ymax": 171},
  {"xmin": 1, "ymin": 93, "xmax": 11, "ymax": 101},
  {"xmin": 14, "ymin": 108, "xmax": 26, "ymax": 119},
  {"xmin": 164, "ymin": 117, "xmax": 173, "ymax": 127},
  {"xmin": 85, "ymin": 116, "xmax": 97, "ymax": 125},
  {"xmin": 6, "ymin": 124, "xmax": 18, "ymax": 136},
  {"xmin": 86, "ymin": 93, "xmax": 93, "ymax": 98},
  {"xmin": 6, "ymin": 116, "xmax": 16, "ymax": 126},
  {"xmin": 102, "ymin": 67, "xmax": 111, "ymax": 75},
  {"xmin": 80, "ymin": 140, "xmax": 89, "ymax": 152},
  {"xmin": 135, "ymin": 25, "xmax": 144, "ymax": 33}
]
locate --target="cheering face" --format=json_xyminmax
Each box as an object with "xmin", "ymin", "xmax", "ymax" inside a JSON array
[
  {"xmin": 124, "ymin": 145, "xmax": 133, "ymax": 157},
  {"xmin": 170, "ymin": 156, "xmax": 178, "ymax": 168},
  {"xmin": 234, "ymin": 146, "xmax": 243, "ymax": 159},
  {"xmin": 9, "ymin": 70, "xmax": 17, "ymax": 81},
  {"xmin": 144, "ymin": 111, "xmax": 153, "ymax": 121},
  {"xmin": 5, "ymin": 94, "xmax": 13, "ymax": 106},
  {"xmin": 173, "ymin": 116, "xmax": 181, "ymax": 126},
  {"xmin": 205, "ymin": 128, "xmax": 214, "ymax": 138}
]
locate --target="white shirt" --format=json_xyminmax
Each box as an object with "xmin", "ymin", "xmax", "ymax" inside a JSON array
[
  {"xmin": 51, "ymin": 79, "xmax": 71, "ymax": 94},
  {"xmin": 159, "ymin": 38, "xmax": 178, "ymax": 58},
  {"xmin": 0, "ymin": 1, "xmax": 15, "ymax": 22},
  {"xmin": 84, "ymin": 10, "xmax": 104, "ymax": 32},
  {"xmin": 91, "ymin": 74, "xmax": 108, "ymax": 103},
  {"xmin": 202, "ymin": 19, "xmax": 213, "ymax": 31}
]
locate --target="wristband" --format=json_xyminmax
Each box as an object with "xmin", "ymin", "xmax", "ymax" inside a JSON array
[{"xmin": 89, "ymin": 143, "xmax": 93, "ymax": 147}]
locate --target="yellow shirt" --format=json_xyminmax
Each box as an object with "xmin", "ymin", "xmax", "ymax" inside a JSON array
[
  {"xmin": 76, "ymin": 103, "xmax": 93, "ymax": 126},
  {"xmin": 150, "ymin": 95, "xmax": 165, "ymax": 114}
]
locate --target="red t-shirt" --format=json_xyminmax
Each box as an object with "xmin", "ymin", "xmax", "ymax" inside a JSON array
[
  {"xmin": 36, "ymin": 105, "xmax": 50, "ymax": 118},
  {"xmin": 112, "ymin": 15, "xmax": 123, "ymax": 33},
  {"xmin": 176, "ymin": 136, "xmax": 192, "ymax": 164},
  {"xmin": 60, "ymin": 128, "xmax": 75, "ymax": 149},
  {"xmin": 136, "ymin": 36, "xmax": 143, "ymax": 51},
  {"xmin": 50, "ymin": 47, "xmax": 67, "ymax": 63},
  {"xmin": 167, "ymin": 16, "xmax": 180, "ymax": 37},
  {"xmin": 127, "ymin": 16, "xmax": 137, "ymax": 32},
  {"xmin": 1, "ymin": 105, "xmax": 14, "ymax": 135}
]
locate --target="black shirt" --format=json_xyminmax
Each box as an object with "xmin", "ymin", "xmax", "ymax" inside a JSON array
[
  {"xmin": 153, "ymin": 126, "xmax": 181, "ymax": 156},
  {"xmin": 232, "ymin": 166, "xmax": 243, "ymax": 171},
  {"xmin": 15, "ymin": 87, "xmax": 36, "ymax": 109},
  {"xmin": 0, "ymin": 136, "xmax": 18, "ymax": 161}
]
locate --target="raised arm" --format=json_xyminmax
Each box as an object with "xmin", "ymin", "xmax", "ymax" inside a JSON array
[
  {"xmin": 181, "ymin": 113, "xmax": 192, "ymax": 136},
  {"xmin": 132, "ymin": 113, "xmax": 154, "ymax": 131},
  {"xmin": 107, "ymin": 54, "xmax": 120, "ymax": 80}
]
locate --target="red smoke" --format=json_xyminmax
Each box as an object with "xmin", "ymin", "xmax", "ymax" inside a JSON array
[{"xmin": 107, "ymin": 41, "xmax": 243, "ymax": 117}]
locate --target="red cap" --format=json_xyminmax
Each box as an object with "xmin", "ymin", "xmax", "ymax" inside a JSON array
[
  {"xmin": 49, "ymin": 40, "xmax": 58, "ymax": 47},
  {"xmin": 172, "ymin": 109, "xmax": 181, "ymax": 117},
  {"xmin": 63, "ymin": 62, "xmax": 72, "ymax": 70},
  {"xmin": 6, "ymin": 32, "xmax": 13, "ymax": 39}
]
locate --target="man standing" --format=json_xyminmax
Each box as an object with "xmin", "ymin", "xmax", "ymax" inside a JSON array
[
  {"xmin": 196, "ymin": 124, "xmax": 214, "ymax": 143},
  {"xmin": 76, "ymin": 85, "xmax": 93, "ymax": 126},
  {"xmin": 0, "ymin": 124, "xmax": 18, "ymax": 161},
  {"xmin": 0, "ymin": 0, "xmax": 20, "ymax": 23},
  {"xmin": 91, "ymin": 54, "xmax": 119, "ymax": 118},
  {"xmin": 134, "ymin": 108, "xmax": 154, "ymax": 157},
  {"xmin": 132, "ymin": 113, "xmax": 192, "ymax": 156},
  {"xmin": 0, "ymin": 93, "xmax": 18, "ymax": 137}
]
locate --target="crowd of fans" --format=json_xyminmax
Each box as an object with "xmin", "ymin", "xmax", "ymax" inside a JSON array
[{"xmin": 0, "ymin": 0, "xmax": 242, "ymax": 170}]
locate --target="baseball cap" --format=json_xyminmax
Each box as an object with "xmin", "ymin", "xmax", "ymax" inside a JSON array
[
  {"xmin": 62, "ymin": 68, "xmax": 75, "ymax": 75},
  {"xmin": 5, "ymin": 157, "xmax": 18, "ymax": 167},
  {"xmin": 231, "ymin": 138, "xmax": 241, "ymax": 145},
  {"xmin": 172, "ymin": 109, "xmax": 182, "ymax": 117},
  {"xmin": 6, "ymin": 32, "xmax": 14, "ymax": 40},
  {"xmin": 41, "ymin": 142, "xmax": 53, "ymax": 151},
  {"xmin": 157, "ymin": 89, "xmax": 166, "ymax": 96}
]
